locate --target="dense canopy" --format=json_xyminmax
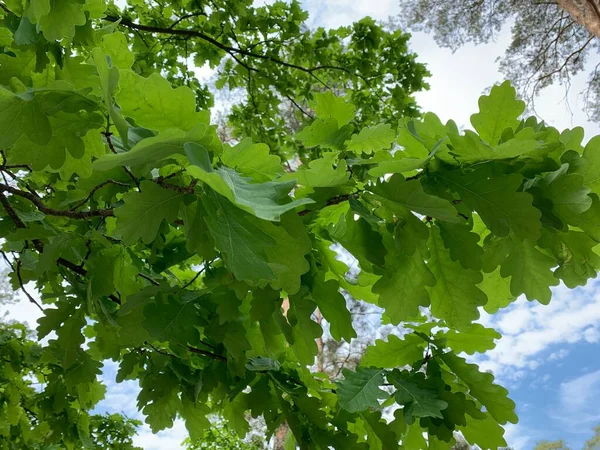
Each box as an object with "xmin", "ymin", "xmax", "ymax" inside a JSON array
[{"xmin": 1, "ymin": 1, "xmax": 600, "ymax": 449}]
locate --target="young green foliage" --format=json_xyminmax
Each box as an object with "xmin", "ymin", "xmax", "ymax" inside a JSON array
[{"xmin": 0, "ymin": 1, "xmax": 599, "ymax": 449}]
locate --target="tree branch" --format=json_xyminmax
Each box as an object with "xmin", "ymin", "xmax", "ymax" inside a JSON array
[
  {"xmin": 102, "ymin": 131, "xmax": 141, "ymax": 189},
  {"xmin": 70, "ymin": 179, "xmax": 130, "ymax": 211},
  {"xmin": 16, "ymin": 260, "xmax": 43, "ymax": 312},
  {"xmin": 0, "ymin": 183, "xmax": 114, "ymax": 219},
  {"xmin": 186, "ymin": 345, "xmax": 227, "ymax": 361}
]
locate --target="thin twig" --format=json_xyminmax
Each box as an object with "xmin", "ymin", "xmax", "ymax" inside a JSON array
[
  {"xmin": 186, "ymin": 345, "xmax": 227, "ymax": 361},
  {"xmin": 103, "ymin": 131, "xmax": 141, "ymax": 189},
  {"xmin": 0, "ymin": 183, "xmax": 114, "ymax": 219},
  {"xmin": 70, "ymin": 179, "xmax": 130, "ymax": 211},
  {"xmin": 180, "ymin": 266, "xmax": 205, "ymax": 290},
  {"xmin": 138, "ymin": 273, "xmax": 160, "ymax": 286},
  {"xmin": 16, "ymin": 260, "xmax": 43, "ymax": 311}
]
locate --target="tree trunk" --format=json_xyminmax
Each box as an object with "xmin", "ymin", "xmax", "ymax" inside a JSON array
[
  {"xmin": 557, "ymin": 0, "xmax": 600, "ymax": 38},
  {"xmin": 273, "ymin": 422, "xmax": 290, "ymax": 450}
]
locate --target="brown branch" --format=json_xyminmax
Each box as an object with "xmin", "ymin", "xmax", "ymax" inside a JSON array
[
  {"xmin": 180, "ymin": 266, "xmax": 205, "ymax": 290},
  {"xmin": 298, "ymin": 192, "xmax": 358, "ymax": 216},
  {"xmin": 102, "ymin": 15, "xmax": 361, "ymax": 91},
  {"xmin": 0, "ymin": 191, "xmax": 121, "ymax": 305},
  {"xmin": 16, "ymin": 260, "xmax": 43, "ymax": 311},
  {"xmin": 536, "ymin": 35, "xmax": 595, "ymax": 85},
  {"xmin": 138, "ymin": 273, "xmax": 160, "ymax": 286},
  {"xmin": 156, "ymin": 179, "xmax": 197, "ymax": 194},
  {"xmin": 0, "ymin": 183, "xmax": 114, "ymax": 219},
  {"xmin": 102, "ymin": 131, "xmax": 141, "ymax": 189},
  {"xmin": 186, "ymin": 345, "xmax": 227, "ymax": 361},
  {"xmin": 284, "ymin": 95, "xmax": 314, "ymax": 119},
  {"xmin": 3, "ymin": 164, "xmax": 32, "ymax": 172},
  {"xmin": 70, "ymin": 179, "xmax": 130, "ymax": 211}
]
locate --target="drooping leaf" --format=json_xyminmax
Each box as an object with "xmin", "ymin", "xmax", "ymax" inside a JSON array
[
  {"xmin": 389, "ymin": 371, "xmax": 448, "ymax": 423},
  {"xmin": 362, "ymin": 333, "xmax": 426, "ymax": 368},
  {"xmin": 427, "ymin": 226, "xmax": 487, "ymax": 330},
  {"xmin": 337, "ymin": 367, "xmax": 389, "ymax": 413},
  {"xmin": 114, "ymin": 181, "xmax": 185, "ymax": 244},
  {"xmin": 186, "ymin": 142, "xmax": 313, "ymax": 221},
  {"xmin": 373, "ymin": 174, "xmax": 460, "ymax": 223},
  {"xmin": 441, "ymin": 352, "xmax": 518, "ymax": 425},
  {"xmin": 345, "ymin": 123, "xmax": 395, "ymax": 154},
  {"xmin": 440, "ymin": 166, "xmax": 542, "ymax": 240}
]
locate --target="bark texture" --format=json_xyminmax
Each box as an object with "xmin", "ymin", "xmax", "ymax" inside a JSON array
[{"xmin": 557, "ymin": 0, "xmax": 600, "ymax": 38}]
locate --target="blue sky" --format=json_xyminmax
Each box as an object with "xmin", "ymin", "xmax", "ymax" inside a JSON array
[{"xmin": 4, "ymin": 0, "xmax": 600, "ymax": 449}]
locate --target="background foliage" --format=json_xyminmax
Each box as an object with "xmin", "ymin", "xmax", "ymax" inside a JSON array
[{"xmin": 1, "ymin": 1, "xmax": 600, "ymax": 449}]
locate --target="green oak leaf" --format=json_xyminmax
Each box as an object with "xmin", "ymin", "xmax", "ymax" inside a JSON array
[
  {"xmin": 393, "ymin": 209, "xmax": 430, "ymax": 256},
  {"xmin": 36, "ymin": 300, "xmax": 77, "ymax": 340},
  {"xmin": 373, "ymin": 239, "xmax": 435, "ymax": 324},
  {"xmin": 117, "ymin": 70, "xmax": 209, "ymax": 131},
  {"xmin": 142, "ymin": 295, "xmax": 202, "ymax": 345},
  {"xmin": 578, "ymin": 135, "xmax": 600, "ymax": 194},
  {"xmin": 437, "ymin": 323, "xmax": 501, "ymax": 355},
  {"xmin": 93, "ymin": 124, "xmax": 215, "ymax": 170},
  {"xmin": 138, "ymin": 369, "xmax": 181, "ymax": 432},
  {"xmin": 470, "ymin": 81, "xmax": 525, "ymax": 146},
  {"xmin": 9, "ymin": 111, "xmax": 104, "ymax": 171},
  {"xmin": 397, "ymin": 113, "xmax": 452, "ymax": 159},
  {"xmin": 389, "ymin": 371, "xmax": 448, "ymax": 423},
  {"xmin": 499, "ymin": 237, "xmax": 559, "ymax": 304},
  {"xmin": 427, "ymin": 226, "xmax": 487, "ymax": 330},
  {"xmin": 313, "ymin": 91, "xmax": 355, "ymax": 126},
  {"xmin": 437, "ymin": 221, "xmax": 484, "ymax": 270},
  {"xmin": 0, "ymin": 87, "xmax": 51, "ymax": 148},
  {"xmin": 460, "ymin": 413, "xmax": 508, "ymax": 450},
  {"xmin": 440, "ymin": 166, "xmax": 542, "ymax": 240},
  {"xmin": 372, "ymin": 174, "xmax": 460, "ymax": 223},
  {"xmin": 539, "ymin": 229, "xmax": 600, "ymax": 288},
  {"xmin": 87, "ymin": 245, "xmax": 140, "ymax": 299},
  {"xmin": 27, "ymin": 0, "xmax": 89, "ymax": 41},
  {"xmin": 291, "ymin": 152, "xmax": 351, "ymax": 187},
  {"xmin": 310, "ymin": 274, "xmax": 356, "ymax": 342},
  {"xmin": 527, "ymin": 163, "xmax": 592, "ymax": 223},
  {"xmin": 362, "ymin": 333, "xmax": 426, "ymax": 368},
  {"xmin": 478, "ymin": 268, "xmax": 516, "ymax": 314},
  {"xmin": 345, "ymin": 123, "xmax": 395, "ymax": 154},
  {"xmin": 203, "ymin": 191, "xmax": 310, "ymax": 293},
  {"xmin": 286, "ymin": 293, "xmax": 321, "ymax": 365},
  {"xmin": 51, "ymin": 312, "xmax": 86, "ymax": 368},
  {"xmin": 337, "ymin": 367, "xmax": 389, "ymax": 413},
  {"xmin": 222, "ymin": 138, "xmax": 283, "ymax": 182},
  {"xmin": 202, "ymin": 190, "xmax": 276, "ymax": 284},
  {"xmin": 100, "ymin": 32, "xmax": 134, "ymax": 69},
  {"xmin": 181, "ymin": 199, "xmax": 218, "ymax": 260},
  {"xmin": 180, "ymin": 396, "xmax": 211, "ymax": 442},
  {"xmin": 186, "ymin": 142, "xmax": 313, "ymax": 221},
  {"xmin": 295, "ymin": 118, "xmax": 354, "ymax": 150},
  {"xmin": 574, "ymin": 193, "xmax": 600, "ymax": 242},
  {"xmin": 114, "ymin": 180, "xmax": 186, "ymax": 244},
  {"xmin": 441, "ymin": 352, "xmax": 518, "ymax": 425},
  {"xmin": 328, "ymin": 211, "xmax": 386, "ymax": 269}
]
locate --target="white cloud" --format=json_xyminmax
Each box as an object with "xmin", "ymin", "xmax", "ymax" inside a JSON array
[
  {"xmin": 504, "ymin": 422, "xmax": 533, "ymax": 450},
  {"xmin": 476, "ymin": 282, "xmax": 600, "ymax": 381},
  {"xmin": 583, "ymin": 326, "xmax": 600, "ymax": 343},
  {"xmin": 1, "ymin": 288, "xmax": 44, "ymax": 331},
  {"xmin": 548, "ymin": 349, "xmax": 570, "ymax": 361},
  {"xmin": 134, "ymin": 420, "xmax": 188, "ymax": 450},
  {"xmin": 554, "ymin": 370, "xmax": 600, "ymax": 429}
]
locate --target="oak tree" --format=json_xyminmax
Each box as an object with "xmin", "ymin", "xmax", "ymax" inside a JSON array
[{"xmin": 1, "ymin": 0, "xmax": 600, "ymax": 449}]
